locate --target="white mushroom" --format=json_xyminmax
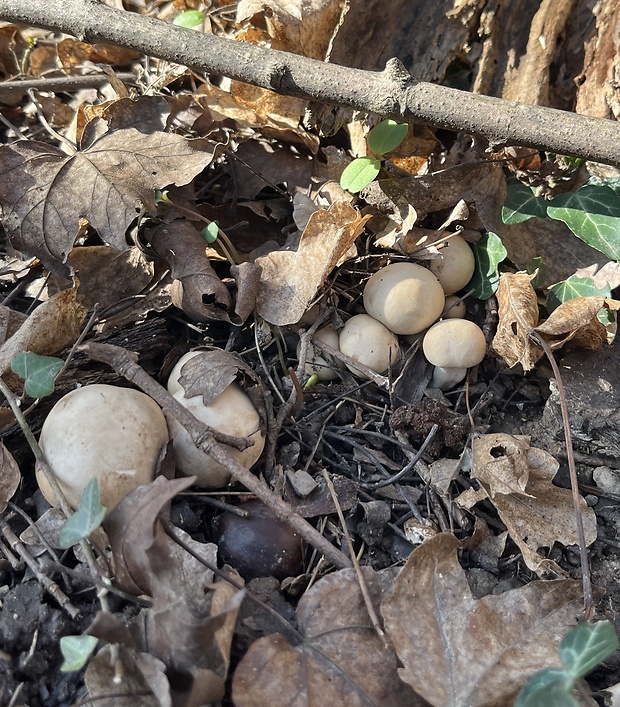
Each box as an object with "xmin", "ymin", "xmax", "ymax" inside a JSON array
[
  {"xmin": 429, "ymin": 235, "xmax": 475, "ymax": 295},
  {"xmin": 297, "ymin": 325, "xmax": 341, "ymax": 381},
  {"xmin": 423, "ymin": 319, "xmax": 486, "ymax": 389},
  {"xmin": 441, "ymin": 295, "xmax": 467, "ymax": 319},
  {"xmin": 38, "ymin": 384, "xmax": 169, "ymax": 511},
  {"xmin": 363, "ymin": 262, "xmax": 445, "ymax": 335},
  {"xmin": 167, "ymin": 351, "xmax": 265, "ymax": 488},
  {"xmin": 339, "ymin": 314, "xmax": 400, "ymax": 376}
]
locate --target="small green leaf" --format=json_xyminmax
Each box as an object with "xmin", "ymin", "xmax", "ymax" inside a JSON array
[
  {"xmin": 546, "ymin": 276, "xmax": 610, "ymax": 313},
  {"xmin": 11, "ymin": 352, "xmax": 64, "ymax": 398},
  {"xmin": 502, "ymin": 178, "xmax": 548, "ymax": 224},
  {"xmin": 547, "ymin": 184, "xmax": 620, "ymax": 260},
  {"xmin": 340, "ymin": 157, "xmax": 381, "ymax": 193},
  {"xmin": 59, "ymin": 478, "xmax": 106, "ymax": 549},
  {"xmin": 367, "ymin": 120, "xmax": 408, "ymax": 157},
  {"xmin": 60, "ymin": 635, "xmax": 98, "ymax": 672},
  {"xmin": 525, "ymin": 257, "xmax": 546, "ymax": 289},
  {"xmin": 468, "ymin": 232, "xmax": 508, "ymax": 300},
  {"xmin": 515, "ymin": 668, "xmax": 576, "ymax": 707},
  {"xmin": 172, "ymin": 10, "xmax": 204, "ymax": 27},
  {"xmin": 202, "ymin": 222, "xmax": 219, "ymax": 243},
  {"xmin": 559, "ymin": 621, "xmax": 620, "ymax": 679}
]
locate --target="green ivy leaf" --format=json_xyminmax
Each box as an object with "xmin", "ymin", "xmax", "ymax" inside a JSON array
[
  {"xmin": 367, "ymin": 120, "xmax": 408, "ymax": 157},
  {"xmin": 59, "ymin": 478, "xmax": 106, "ymax": 549},
  {"xmin": 559, "ymin": 621, "xmax": 619, "ymax": 679},
  {"xmin": 547, "ymin": 184, "xmax": 620, "ymax": 260},
  {"xmin": 515, "ymin": 668, "xmax": 576, "ymax": 707},
  {"xmin": 468, "ymin": 232, "xmax": 508, "ymax": 299},
  {"xmin": 587, "ymin": 175, "xmax": 620, "ymax": 197},
  {"xmin": 502, "ymin": 178, "xmax": 548, "ymax": 224},
  {"xmin": 340, "ymin": 157, "xmax": 381, "ymax": 193},
  {"xmin": 11, "ymin": 352, "xmax": 64, "ymax": 398},
  {"xmin": 202, "ymin": 222, "xmax": 219, "ymax": 243},
  {"xmin": 546, "ymin": 276, "xmax": 611, "ymax": 313},
  {"xmin": 172, "ymin": 10, "xmax": 205, "ymax": 27},
  {"xmin": 525, "ymin": 257, "xmax": 546, "ymax": 289},
  {"xmin": 60, "ymin": 635, "xmax": 98, "ymax": 672}
]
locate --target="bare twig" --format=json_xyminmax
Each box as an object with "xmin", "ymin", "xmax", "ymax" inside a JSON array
[
  {"xmin": 1, "ymin": 0, "xmax": 620, "ymax": 164},
  {"xmin": 0, "ymin": 72, "xmax": 138, "ymax": 94},
  {"xmin": 79, "ymin": 341, "xmax": 352, "ymax": 570}
]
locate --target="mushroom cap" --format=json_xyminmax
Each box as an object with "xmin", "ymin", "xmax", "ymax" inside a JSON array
[
  {"xmin": 363, "ymin": 262, "xmax": 445, "ymax": 335},
  {"xmin": 430, "ymin": 366, "xmax": 468, "ymax": 390},
  {"xmin": 38, "ymin": 384, "xmax": 169, "ymax": 511},
  {"xmin": 441, "ymin": 295, "xmax": 466, "ymax": 319},
  {"xmin": 339, "ymin": 313, "xmax": 400, "ymax": 376},
  {"xmin": 422, "ymin": 319, "xmax": 487, "ymax": 368},
  {"xmin": 429, "ymin": 235, "xmax": 475, "ymax": 295},
  {"xmin": 167, "ymin": 352, "xmax": 265, "ymax": 488},
  {"xmin": 298, "ymin": 325, "xmax": 341, "ymax": 381}
]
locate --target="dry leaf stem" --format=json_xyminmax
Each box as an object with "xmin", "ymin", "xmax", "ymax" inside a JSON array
[
  {"xmin": 80, "ymin": 341, "xmax": 353, "ymax": 570},
  {"xmin": 2, "ymin": 0, "xmax": 620, "ymax": 165}
]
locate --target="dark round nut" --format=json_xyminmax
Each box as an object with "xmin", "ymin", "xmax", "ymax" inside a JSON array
[{"xmin": 211, "ymin": 501, "xmax": 304, "ymax": 580}]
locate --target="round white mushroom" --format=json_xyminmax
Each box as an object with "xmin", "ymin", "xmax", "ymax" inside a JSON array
[
  {"xmin": 38, "ymin": 384, "xmax": 169, "ymax": 511},
  {"xmin": 441, "ymin": 295, "xmax": 467, "ymax": 319},
  {"xmin": 363, "ymin": 262, "xmax": 445, "ymax": 335},
  {"xmin": 423, "ymin": 319, "xmax": 486, "ymax": 390},
  {"xmin": 297, "ymin": 325, "xmax": 341, "ymax": 381},
  {"xmin": 167, "ymin": 351, "xmax": 265, "ymax": 488},
  {"xmin": 339, "ymin": 313, "xmax": 400, "ymax": 376},
  {"xmin": 429, "ymin": 235, "xmax": 475, "ymax": 295}
]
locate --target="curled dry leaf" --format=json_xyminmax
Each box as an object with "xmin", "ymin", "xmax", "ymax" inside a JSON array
[
  {"xmin": 233, "ymin": 567, "xmax": 424, "ymax": 707},
  {"xmin": 492, "ymin": 271, "xmax": 542, "ymax": 370},
  {"xmin": 535, "ymin": 295, "xmax": 620, "ymax": 350},
  {"xmin": 255, "ymin": 200, "xmax": 370, "ymax": 325},
  {"xmin": 466, "ymin": 434, "xmax": 597, "ymax": 574},
  {"xmin": 381, "ymin": 533, "xmax": 595, "ymax": 707},
  {"xmin": 0, "ymin": 441, "xmax": 20, "ymax": 513},
  {"xmin": 0, "ymin": 287, "xmax": 86, "ymax": 376},
  {"xmin": 0, "ymin": 123, "xmax": 217, "ymax": 275},
  {"xmin": 149, "ymin": 220, "xmax": 232, "ymax": 323}
]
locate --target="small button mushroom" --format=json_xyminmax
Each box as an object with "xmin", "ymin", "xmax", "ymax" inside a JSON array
[
  {"xmin": 167, "ymin": 352, "xmax": 265, "ymax": 488},
  {"xmin": 430, "ymin": 366, "xmax": 468, "ymax": 390},
  {"xmin": 429, "ymin": 235, "xmax": 475, "ymax": 295},
  {"xmin": 363, "ymin": 262, "xmax": 445, "ymax": 335},
  {"xmin": 339, "ymin": 313, "xmax": 400, "ymax": 376},
  {"xmin": 422, "ymin": 320, "xmax": 486, "ymax": 388},
  {"xmin": 297, "ymin": 325, "xmax": 341, "ymax": 381},
  {"xmin": 441, "ymin": 295, "xmax": 467, "ymax": 319},
  {"xmin": 212, "ymin": 500, "xmax": 304, "ymax": 580},
  {"xmin": 38, "ymin": 384, "xmax": 169, "ymax": 511}
]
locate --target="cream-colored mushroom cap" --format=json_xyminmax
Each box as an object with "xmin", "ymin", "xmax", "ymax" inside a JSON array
[
  {"xmin": 167, "ymin": 352, "xmax": 265, "ymax": 488},
  {"xmin": 441, "ymin": 295, "xmax": 466, "ymax": 319},
  {"xmin": 423, "ymin": 319, "xmax": 486, "ymax": 368},
  {"xmin": 363, "ymin": 262, "xmax": 444, "ymax": 335},
  {"xmin": 297, "ymin": 325, "xmax": 341, "ymax": 381},
  {"xmin": 429, "ymin": 235, "xmax": 475, "ymax": 295},
  {"xmin": 339, "ymin": 314, "xmax": 400, "ymax": 376},
  {"xmin": 38, "ymin": 384, "xmax": 169, "ymax": 511}
]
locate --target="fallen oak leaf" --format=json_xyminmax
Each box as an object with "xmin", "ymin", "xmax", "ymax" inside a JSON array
[{"xmin": 0, "ymin": 123, "xmax": 217, "ymax": 276}]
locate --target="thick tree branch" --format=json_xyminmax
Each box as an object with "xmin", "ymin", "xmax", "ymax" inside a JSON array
[{"xmin": 2, "ymin": 0, "xmax": 620, "ymax": 165}]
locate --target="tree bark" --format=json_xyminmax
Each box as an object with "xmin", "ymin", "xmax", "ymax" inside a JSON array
[{"xmin": 2, "ymin": 0, "xmax": 620, "ymax": 166}]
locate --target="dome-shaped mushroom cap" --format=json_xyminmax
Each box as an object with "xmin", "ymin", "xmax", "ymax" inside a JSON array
[
  {"xmin": 339, "ymin": 314, "xmax": 400, "ymax": 376},
  {"xmin": 422, "ymin": 319, "xmax": 487, "ymax": 368},
  {"xmin": 363, "ymin": 262, "xmax": 445, "ymax": 335},
  {"xmin": 38, "ymin": 384, "xmax": 169, "ymax": 511},
  {"xmin": 429, "ymin": 235, "xmax": 475, "ymax": 295}
]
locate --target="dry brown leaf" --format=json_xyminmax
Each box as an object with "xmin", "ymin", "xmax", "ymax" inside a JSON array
[
  {"xmin": 469, "ymin": 434, "xmax": 597, "ymax": 574},
  {"xmin": 492, "ymin": 271, "xmax": 542, "ymax": 370},
  {"xmin": 0, "ymin": 123, "xmax": 217, "ymax": 276},
  {"xmin": 0, "ymin": 441, "xmax": 20, "ymax": 513},
  {"xmin": 381, "ymin": 533, "xmax": 592, "ymax": 707},
  {"xmin": 256, "ymin": 200, "xmax": 370, "ymax": 325},
  {"xmin": 0, "ymin": 287, "xmax": 86, "ymax": 376},
  {"xmin": 56, "ymin": 38, "xmax": 140, "ymax": 69},
  {"xmin": 536, "ymin": 296, "xmax": 620, "ymax": 350},
  {"xmin": 233, "ymin": 566, "xmax": 424, "ymax": 706},
  {"xmin": 149, "ymin": 221, "xmax": 232, "ymax": 323},
  {"xmin": 85, "ymin": 644, "xmax": 171, "ymax": 707}
]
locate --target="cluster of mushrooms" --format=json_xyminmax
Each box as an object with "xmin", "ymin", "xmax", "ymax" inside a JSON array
[{"xmin": 305, "ymin": 234, "xmax": 487, "ymax": 391}]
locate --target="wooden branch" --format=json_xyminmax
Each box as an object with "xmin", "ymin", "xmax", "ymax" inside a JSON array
[{"xmin": 2, "ymin": 0, "xmax": 620, "ymax": 165}]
